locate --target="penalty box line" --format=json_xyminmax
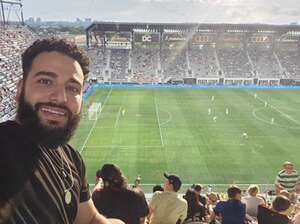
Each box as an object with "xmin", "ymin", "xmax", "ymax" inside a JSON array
[{"xmin": 79, "ymin": 88, "xmax": 113, "ymax": 154}]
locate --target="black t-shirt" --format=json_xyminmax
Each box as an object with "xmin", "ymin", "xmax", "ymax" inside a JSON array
[
  {"xmin": 257, "ymin": 205, "xmax": 289, "ymax": 224},
  {"xmin": 92, "ymin": 187, "xmax": 149, "ymax": 224},
  {"xmin": 0, "ymin": 121, "xmax": 90, "ymax": 224}
]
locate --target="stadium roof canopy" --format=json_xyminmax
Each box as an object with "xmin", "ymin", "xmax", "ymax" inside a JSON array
[{"xmin": 86, "ymin": 21, "xmax": 300, "ymax": 33}]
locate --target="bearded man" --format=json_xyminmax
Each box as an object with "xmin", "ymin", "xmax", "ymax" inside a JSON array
[{"xmin": 0, "ymin": 38, "xmax": 123, "ymax": 224}]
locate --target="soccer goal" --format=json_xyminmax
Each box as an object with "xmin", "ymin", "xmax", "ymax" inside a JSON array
[{"xmin": 88, "ymin": 102, "xmax": 102, "ymax": 120}]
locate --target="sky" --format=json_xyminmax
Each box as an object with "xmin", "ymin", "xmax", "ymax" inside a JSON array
[{"xmin": 20, "ymin": 0, "xmax": 300, "ymax": 24}]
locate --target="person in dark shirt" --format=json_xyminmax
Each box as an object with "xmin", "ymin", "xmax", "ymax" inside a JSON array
[
  {"xmin": 257, "ymin": 195, "xmax": 290, "ymax": 224},
  {"xmin": 0, "ymin": 38, "xmax": 123, "ymax": 224},
  {"xmin": 184, "ymin": 187, "xmax": 206, "ymax": 221},
  {"xmin": 210, "ymin": 185, "xmax": 246, "ymax": 224},
  {"xmin": 92, "ymin": 164, "xmax": 149, "ymax": 224}
]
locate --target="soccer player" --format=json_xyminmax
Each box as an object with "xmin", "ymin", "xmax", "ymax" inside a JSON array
[{"xmin": 0, "ymin": 38, "xmax": 124, "ymax": 224}]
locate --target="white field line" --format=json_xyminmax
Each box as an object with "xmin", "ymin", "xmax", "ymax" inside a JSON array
[
  {"xmin": 154, "ymin": 95, "xmax": 164, "ymax": 146},
  {"xmin": 160, "ymin": 109, "xmax": 172, "ymax": 126},
  {"xmin": 84, "ymin": 145, "xmax": 163, "ymax": 149},
  {"xmin": 114, "ymin": 106, "xmax": 122, "ymax": 128},
  {"xmin": 252, "ymin": 107, "xmax": 300, "ymax": 130},
  {"xmin": 254, "ymin": 94, "xmax": 300, "ymax": 126},
  {"xmin": 79, "ymin": 88, "xmax": 113, "ymax": 154},
  {"xmin": 114, "ymin": 91, "xmax": 127, "ymax": 128}
]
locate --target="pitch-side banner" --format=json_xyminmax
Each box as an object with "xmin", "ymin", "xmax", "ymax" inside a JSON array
[
  {"xmin": 106, "ymin": 32, "xmax": 131, "ymax": 43},
  {"xmin": 164, "ymin": 33, "xmax": 187, "ymax": 42},
  {"xmin": 192, "ymin": 34, "xmax": 215, "ymax": 44},
  {"xmin": 134, "ymin": 33, "xmax": 160, "ymax": 43}
]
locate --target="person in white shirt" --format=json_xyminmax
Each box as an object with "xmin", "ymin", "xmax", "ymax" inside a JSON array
[{"xmin": 242, "ymin": 185, "xmax": 265, "ymax": 218}]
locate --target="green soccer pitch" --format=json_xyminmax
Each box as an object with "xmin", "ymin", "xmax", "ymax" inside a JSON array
[{"xmin": 70, "ymin": 87, "xmax": 300, "ymax": 189}]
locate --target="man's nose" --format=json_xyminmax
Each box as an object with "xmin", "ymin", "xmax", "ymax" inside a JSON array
[{"xmin": 49, "ymin": 85, "xmax": 67, "ymax": 104}]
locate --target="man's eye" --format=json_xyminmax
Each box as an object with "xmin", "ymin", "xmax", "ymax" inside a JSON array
[
  {"xmin": 67, "ymin": 86, "xmax": 81, "ymax": 94},
  {"xmin": 38, "ymin": 79, "xmax": 52, "ymax": 85}
]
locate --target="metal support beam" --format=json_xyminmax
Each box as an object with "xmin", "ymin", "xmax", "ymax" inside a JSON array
[{"xmin": 0, "ymin": 0, "xmax": 23, "ymax": 25}]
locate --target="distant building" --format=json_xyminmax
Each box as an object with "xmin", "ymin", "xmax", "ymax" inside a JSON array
[
  {"xmin": 27, "ymin": 17, "xmax": 34, "ymax": 24},
  {"xmin": 85, "ymin": 18, "xmax": 92, "ymax": 23}
]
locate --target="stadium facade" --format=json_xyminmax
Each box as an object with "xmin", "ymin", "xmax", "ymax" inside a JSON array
[{"xmin": 86, "ymin": 22, "xmax": 300, "ymax": 86}]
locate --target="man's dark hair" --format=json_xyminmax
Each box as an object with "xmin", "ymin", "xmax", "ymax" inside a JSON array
[
  {"xmin": 153, "ymin": 184, "xmax": 164, "ymax": 193},
  {"xmin": 22, "ymin": 38, "xmax": 90, "ymax": 81},
  {"xmin": 272, "ymin": 195, "xmax": 291, "ymax": 212},
  {"xmin": 227, "ymin": 185, "xmax": 241, "ymax": 199}
]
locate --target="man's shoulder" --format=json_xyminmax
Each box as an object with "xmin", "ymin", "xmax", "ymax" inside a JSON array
[
  {"xmin": 153, "ymin": 190, "xmax": 164, "ymax": 197},
  {"xmin": 178, "ymin": 195, "xmax": 188, "ymax": 207},
  {"xmin": 216, "ymin": 200, "xmax": 226, "ymax": 207},
  {"xmin": 0, "ymin": 120, "xmax": 19, "ymax": 139}
]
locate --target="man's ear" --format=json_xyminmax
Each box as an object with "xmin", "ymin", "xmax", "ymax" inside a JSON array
[{"xmin": 15, "ymin": 79, "xmax": 24, "ymax": 102}]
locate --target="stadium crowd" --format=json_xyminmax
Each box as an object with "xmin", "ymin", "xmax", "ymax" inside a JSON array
[
  {"xmin": 85, "ymin": 44, "xmax": 300, "ymax": 83},
  {"xmin": 188, "ymin": 45, "xmax": 218, "ymax": 78},
  {"xmin": 131, "ymin": 47, "xmax": 159, "ymax": 83},
  {"xmin": 248, "ymin": 46, "xmax": 281, "ymax": 79},
  {"xmin": 109, "ymin": 49, "xmax": 130, "ymax": 82},
  {"xmin": 161, "ymin": 47, "xmax": 188, "ymax": 79},
  {"xmin": 90, "ymin": 161, "xmax": 300, "ymax": 224},
  {"xmin": 217, "ymin": 48, "xmax": 252, "ymax": 78},
  {"xmin": 0, "ymin": 25, "xmax": 36, "ymax": 120}
]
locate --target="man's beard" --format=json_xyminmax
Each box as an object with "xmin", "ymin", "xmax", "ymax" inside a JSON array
[{"xmin": 16, "ymin": 93, "xmax": 80, "ymax": 149}]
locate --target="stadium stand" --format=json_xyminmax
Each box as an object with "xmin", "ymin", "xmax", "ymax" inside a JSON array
[
  {"xmin": 161, "ymin": 47, "xmax": 188, "ymax": 80},
  {"xmin": 131, "ymin": 46, "xmax": 159, "ymax": 83},
  {"xmin": 0, "ymin": 25, "xmax": 36, "ymax": 121},
  {"xmin": 188, "ymin": 45, "xmax": 218, "ymax": 78},
  {"xmin": 88, "ymin": 47, "xmax": 108, "ymax": 81},
  {"xmin": 277, "ymin": 49, "xmax": 300, "ymax": 79},
  {"xmin": 217, "ymin": 47, "xmax": 252, "ymax": 78},
  {"xmin": 248, "ymin": 45, "xmax": 281, "ymax": 78},
  {"xmin": 85, "ymin": 23, "xmax": 300, "ymax": 85},
  {"xmin": 109, "ymin": 49, "xmax": 130, "ymax": 82}
]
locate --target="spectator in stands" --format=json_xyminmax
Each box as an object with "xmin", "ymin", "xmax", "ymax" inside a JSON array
[
  {"xmin": 93, "ymin": 168, "xmax": 103, "ymax": 192},
  {"xmin": 148, "ymin": 172, "xmax": 187, "ymax": 224},
  {"xmin": 183, "ymin": 187, "xmax": 206, "ymax": 222},
  {"xmin": 207, "ymin": 192, "xmax": 220, "ymax": 216},
  {"xmin": 132, "ymin": 175, "xmax": 143, "ymax": 193},
  {"xmin": 210, "ymin": 185, "xmax": 246, "ymax": 224},
  {"xmin": 279, "ymin": 189, "xmax": 297, "ymax": 217},
  {"xmin": 153, "ymin": 184, "xmax": 164, "ymax": 193},
  {"xmin": 257, "ymin": 195, "xmax": 291, "ymax": 224},
  {"xmin": 0, "ymin": 38, "xmax": 123, "ymax": 224},
  {"xmin": 292, "ymin": 204, "xmax": 300, "ymax": 224},
  {"xmin": 275, "ymin": 161, "xmax": 300, "ymax": 194},
  {"xmin": 193, "ymin": 184, "xmax": 207, "ymax": 209},
  {"xmin": 92, "ymin": 164, "xmax": 149, "ymax": 224},
  {"xmin": 242, "ymin": 184, "xmax": 265, "ymax": 218}
]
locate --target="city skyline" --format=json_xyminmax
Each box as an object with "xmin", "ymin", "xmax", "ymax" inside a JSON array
[{"xmin": 19, "ymin": 0, "xmax": 300, "ymax": 24}]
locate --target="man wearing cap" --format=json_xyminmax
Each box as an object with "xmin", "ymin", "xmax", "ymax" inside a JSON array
[
  {"xmin": 148, "ymin": 172, "xmax": 187, "ymax": 224},
  {"xmin": 275, "ymin": 161, "xmax": 300, "ymax": 194}
]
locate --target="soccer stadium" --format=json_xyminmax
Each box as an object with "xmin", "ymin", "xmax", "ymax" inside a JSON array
[{"xmin": 1, "ymin": 0, "xmax": 300, "ymax": 223}]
